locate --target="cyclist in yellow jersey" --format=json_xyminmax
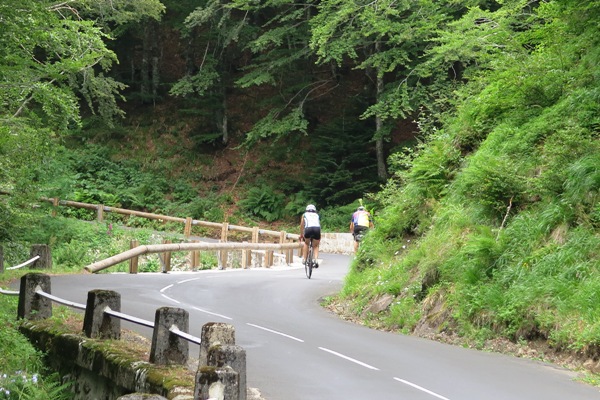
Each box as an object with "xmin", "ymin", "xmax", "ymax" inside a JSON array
[
  {"xmin": 299, "ymin": 204, "xmax": 321, "ymax": 268},
  {"xmin": 350, "ymin": 206, "xmax": 373, "ymax": 252}
]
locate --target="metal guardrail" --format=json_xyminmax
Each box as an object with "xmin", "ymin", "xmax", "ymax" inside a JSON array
[
  {"xmin": 35, "ymin": 287, "xmax": 86, "ymax": 310},
  {"xmin": 5, "ymin": 271, "xmax": 246, "ymax": 396},
  {"xmin": 7, "ymin": 256, "xmax": 40, "ymax": 270},
  {"xmin": 32, "ymin": 287, "xmax": 202, "ymax": 345}
]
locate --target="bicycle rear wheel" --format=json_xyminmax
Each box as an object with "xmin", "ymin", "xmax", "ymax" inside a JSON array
[{"xmin": 305, "ymin": 243, "xmax": 313, "ymax": 279}]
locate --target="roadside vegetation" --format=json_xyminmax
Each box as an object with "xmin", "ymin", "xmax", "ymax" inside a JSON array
[
  {"xmin": 0, "ymin": 216, "xmax": 195, "ymax": 400},
  {"xmin": 343, "ymin": 0, "xmax": 600, "ymax": 375},
  {"xmin": 1, "ymin": 0, "xmax": 599, "ymax": 392}
]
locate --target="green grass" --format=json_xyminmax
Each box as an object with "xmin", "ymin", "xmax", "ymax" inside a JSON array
[{"xmin": 339, "ymin": 0, "xmax": 600, "ymax": 375}]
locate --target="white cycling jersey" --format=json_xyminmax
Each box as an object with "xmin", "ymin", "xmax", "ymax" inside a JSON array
[{"xmin": 303, "ymin": 212, "xmax": 320, "ymax": 228}]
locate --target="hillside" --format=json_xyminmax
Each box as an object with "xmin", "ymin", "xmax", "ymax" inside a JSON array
[{"xmin": 338, "ymin": 0, "xmax": 600, "ymax": 376}]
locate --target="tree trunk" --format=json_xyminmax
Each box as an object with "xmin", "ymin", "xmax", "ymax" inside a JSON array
[
  {"xmin": 142, "ymin": 20, "xmax": 160, "ymax": 104},
  {"xmin": 375, "ymin": 41, "xmax": 387, "ymax": 180},
  {"xmin": 221, "ymin": 96, "xmax": 229, "ymax": 145},
  {"xmin": 375, "ymin": 75, "xmax": 387, "ymax": 180}
]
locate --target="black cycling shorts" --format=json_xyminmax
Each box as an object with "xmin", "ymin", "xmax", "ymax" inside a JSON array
[
  {"xmin": 353, "ymin": 225, "xmax": 368, "ymax": 240},
  {"xmin": 304, "ymin": 227, "xmax": 321, "ymax": 240}
]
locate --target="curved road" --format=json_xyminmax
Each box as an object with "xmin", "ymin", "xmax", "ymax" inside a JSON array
[{"xmin": 48, "ymin": 253, "xmax": 600, "ymax": 400}]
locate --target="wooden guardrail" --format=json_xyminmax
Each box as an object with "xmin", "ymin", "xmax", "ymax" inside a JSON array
[
  {"xmin": 86, "ymin": 241, "xmax": 302, "ymax": 273},
  {"xmin": 39, "ymin": 197, "xmax": 304, "ymax": 268},
  {"xmin": 0, "ymin": 193, "xmax": 306, "ymax": 270},
  {"xmin": 40, "ymin": 196, "xmax": 300, "ymax": 242}
]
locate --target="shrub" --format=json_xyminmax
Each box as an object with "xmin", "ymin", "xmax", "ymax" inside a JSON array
[{"xmin": 239, "ymin": 186, "xmax": 286, "ymax": 222}]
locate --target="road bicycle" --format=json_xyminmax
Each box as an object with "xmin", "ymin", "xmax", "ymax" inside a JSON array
[{"xmin": 304, "ymin": 238, "xmax": 315, "ymax": 279}]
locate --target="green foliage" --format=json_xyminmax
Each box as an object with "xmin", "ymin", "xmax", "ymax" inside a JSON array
[
  {"xmin": 0, "ymin": 372, "xmax": 72, "ymax": 400},
  {"xmin": 340, "ymin": 0, "xmax": 600, "ymax": 357},
  {"xmin": 0, "ymin": 296, "xmax": 72, "ymax": 400},
  {"xmin": 77, "ymin": 0, "xmax": 165, "ymax": 26},
  {"xmin": 456, "ymin": 153, "xmax": 527, "ymax": 220},
  {"xmin": 245, "ymin": 108, "xmax": 309, "ymax": 144},
  {"xmin": 306, "ymin": 117, "xmax": 381, "ymax": 206},
  {"xmin": 239, "ymin": 186, "xmax": 286, "ymax": 222}
]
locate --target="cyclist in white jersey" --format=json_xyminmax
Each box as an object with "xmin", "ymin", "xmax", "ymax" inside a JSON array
[{"xmin": 299, "ymin": 204, "xmax": 321, "ymax": 268}]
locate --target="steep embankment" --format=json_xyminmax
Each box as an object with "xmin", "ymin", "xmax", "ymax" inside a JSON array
[{"xmin": 339, "ymin": 1, "xmax": 600, "ymax": 374}]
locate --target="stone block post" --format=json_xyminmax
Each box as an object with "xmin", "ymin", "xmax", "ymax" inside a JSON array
[
  {"xmin": 30, "ymin": 244, "xmax": 52, "ymax": 270},
  {"xmin": 83, "ymin": 289, "xmax": 121, "ymax": 339},
  {"xmin": 17, "ymin": 273, "xmax": 52, "ymax": 320},
  {"xmin": 149, "ymin": 307, "xmax": 189, "ymax": 365},
  {"xmin": 199, "ymin": 322, "xmax": 236, "ymax": 367},
  {"xmin": 207, "ymin": 345, "xmax": 247, "ymax": 400},
  {"xmin": 195, "ymin": 366, "xmax": 238, "ymax": 400}
]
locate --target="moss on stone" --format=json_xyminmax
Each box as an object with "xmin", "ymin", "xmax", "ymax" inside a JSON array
[{"xmin": 19, "ymin": 319, "xmax": 195, "ymax": 398}]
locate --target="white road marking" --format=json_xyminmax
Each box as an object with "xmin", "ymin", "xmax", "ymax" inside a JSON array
[
  {"xmin": 161, "ymin": 294, "xmax": 180, "ymax": 304},
  {"xmin": 318, "ymin": 347, "xmax": 379, "ymax": 370},
  {"xmin": 247, "ymin": 323, "xmax": 304, "ymax": 342},
  {"xmin": 178, "ymin": 278, "xmax": 201, "ymax": 284},
  {"xmin": 192, "ymin": 306, "xmax": 232, "ymax": 320},
  {"xmin": 394, "ymin": 377, "xmax": 451, "ymax": 400},
  {"xmin": 160, "ymin": 284, "xmax": 174, "ymax": 292}
]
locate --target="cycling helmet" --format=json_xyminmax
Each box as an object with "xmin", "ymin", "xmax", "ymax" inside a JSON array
[
  {"xmin": 357, "ymin": 206, "xmax": 365, "ymax": 211},
  {"xmin": 306, "ymin": 204, "xmax": 316, "ymax": 212}
]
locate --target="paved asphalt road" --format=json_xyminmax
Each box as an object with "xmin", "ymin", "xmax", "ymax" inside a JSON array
[{"xmin": 46, "ymin": 253, "xmax": 600, "ymax": 400}]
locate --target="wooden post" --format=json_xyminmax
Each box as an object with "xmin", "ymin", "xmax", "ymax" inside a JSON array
[
  {"xmin": 97, "ymin": 204, "xmax": 104, "ymax": 222},
  {"xmin": 241, "ymin": 249, "xmax": 248, "ymax": 269},
  {"xmin": 52, "ymin": 197, "xmax": 59, "ymax": 217},
  {"xmin": 162, "ymin": 240, "xmax": 172, "ymax": 273},
  {"xmin": 252, "ymin": 226, "xmax": 259, "ymax": 243},
  {"xmin": 220, "ymin": 223, "xmax": 229, "ymax": 268},
  {"xmin": 184, "ymin": 217, "xmax": 192, "ymax": 237},
  {"xmin": 221, "ymin": 222, "xmax": 229, "ymax": 242},
  {"xmin": 279, "ymin": 231, "xmax": 290, "ymax": 265},
  {"xmin": 265, "ymin": 250, "xmax": 273, "ymax": 268},
  {"xmin": 190, "ymin": 241, "xmax": 199, "ymax": 270},
  {"xmin": 129, "ymin": 240, "xmax": 139, "ymax": 274}
]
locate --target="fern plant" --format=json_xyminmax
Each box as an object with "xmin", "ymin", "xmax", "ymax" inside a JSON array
[{"xmin": 239, "ymin": 186, "xmax": 286, "ymax": 222}]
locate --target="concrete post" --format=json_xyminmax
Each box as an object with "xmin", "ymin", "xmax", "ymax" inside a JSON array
[
  {"xmin": 83, "ymin": 289, "xmax": 121, "ymax": 339},
  {"xmin": 199, "ymin": 322, "xmax": 236, "ymax": 367},
  {"xmin": 30, "ymin": 244, "xmax": 52, "ymax": 269},
  {"xmin": 17, "ymin": 273, "xmax": 52, "ymax": 320},
  {"xmin": 207, "ymin": 345, "xmax": 247, "ymax": 400},
  {"xmin": 149, "ymin": 307, "xmax": 189, "ymax": 365},
  {"xmin": 195, "ymin": 366, "xmax": 239, "ymax": 400}
]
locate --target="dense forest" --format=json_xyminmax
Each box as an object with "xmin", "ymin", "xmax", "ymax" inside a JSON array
[{"xmin": 1, "ymin": 0, "xmax": 600, "ymax": 382}]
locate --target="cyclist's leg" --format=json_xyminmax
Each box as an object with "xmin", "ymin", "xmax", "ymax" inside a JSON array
[
  {"xmin": 351, "ymin": 226, "xmax": 357, "ymax": 252},
  {"xmin": 304, "ymin": 228, "xmax": 315, "ymax": 263},
  {"xmin": 312, "ymin": 239, "xmax": 321, "ymax": 265},
  {"xmin": 302, "ymin": 238, "xmax": 309, "ymax": 263},
  {"xmin": 312, "ymin": 228, "xmax": 321, "ymax": 267}
]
